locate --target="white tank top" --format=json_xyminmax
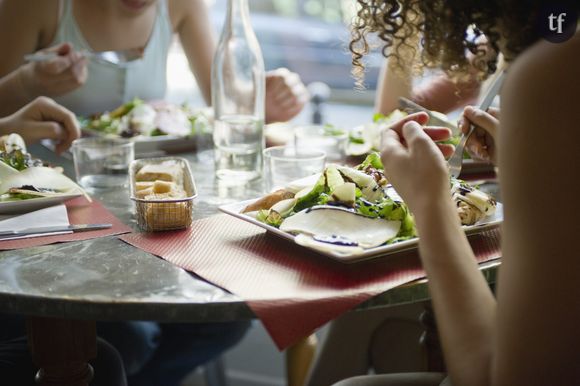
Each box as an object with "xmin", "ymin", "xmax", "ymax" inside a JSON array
[{"xmin": 51, "ymin": 0, "xmax": 173, "ymax": 116}]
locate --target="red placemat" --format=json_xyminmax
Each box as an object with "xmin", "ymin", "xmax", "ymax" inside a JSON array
[
  {"xmin": 120, "ymin": 214, "xmax": 501, "ymax": 349},
  {"xmin": 0, "ymin": 197, "xmax": 131, "ymax": 251}
]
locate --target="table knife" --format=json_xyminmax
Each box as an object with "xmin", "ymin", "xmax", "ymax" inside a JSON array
[
  {"xmin": 0, "ymin": 223, "xmax": 112, "ymax": 239},
  {"xmin": 398, "ymin": 97, "xmax": 458, "ymax": 132}
]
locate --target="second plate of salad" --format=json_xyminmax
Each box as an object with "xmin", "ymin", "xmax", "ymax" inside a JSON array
[
  {"xmin": 80, "ymin": 99, "xmax": 212, "ymax": 155},
  {"xmin": 220, "ymin": 153, "xmax": 502, "ymax": 262}
]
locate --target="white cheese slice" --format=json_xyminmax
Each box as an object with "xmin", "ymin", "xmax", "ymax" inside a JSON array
[{"xmin": 280, "ymin": 206, "xmax": 400, "ymax": 249}]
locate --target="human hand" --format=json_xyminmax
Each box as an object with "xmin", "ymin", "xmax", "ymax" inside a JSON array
[
  {"xmin": 0, "ymin": 97, "xmax": 80, "ymax": 154},
  {"xmin": 265, "ymin": 68, "xmax": 309, "ymax": 123},
  {"xmin": 19, "ymin": 43, "xmax": 88, "ymax": 98},
  {"xmin": 380, "ymin": 112, "xmax": 453, "ymax": 213},
  {"xmin": 459, "ymin": 106, "xmax": 499, "ymax": 165}
]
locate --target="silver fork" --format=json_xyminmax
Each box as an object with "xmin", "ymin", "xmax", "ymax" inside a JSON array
[
  {"xmin": 24, "ymin": 47, "xmax": 144, "ymax": 66},
  {"xmin": 448, "ymin": 70, "xmax": 506, "ymax": 178}
]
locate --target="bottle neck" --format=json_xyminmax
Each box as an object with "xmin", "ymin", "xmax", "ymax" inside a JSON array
[{"xmin": 226, "ymin": 0, "xmax": 250, "ymax": 32}]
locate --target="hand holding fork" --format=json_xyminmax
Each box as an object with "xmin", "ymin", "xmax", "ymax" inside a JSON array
[{"xmin": 448, "ymin": 70, "xmax": 506, "ymax": 178}]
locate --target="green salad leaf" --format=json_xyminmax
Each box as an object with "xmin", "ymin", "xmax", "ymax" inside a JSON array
[
  {"xmin": 322, "ymin": 124, "xmax": 346, "ymax": 137},
  {"xmin": 0, "ymin": 149, "xmax": 41, "ymax": 171},
  {"xmin": 356, "ymin": 152, "xmax": 383, "ymax": 170},
  {"xmin": 0, "ymin": 192, "xmax": 40, "ymax": 202}
]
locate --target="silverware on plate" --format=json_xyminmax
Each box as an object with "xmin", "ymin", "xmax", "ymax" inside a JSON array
[
  {"xmin": 447, "ymin": 70, "xmax": 506, "ymax": 179},
  {"xmin": 0, "ymin": 223, "xmax": 112, "ymax": 239},
  {"xmin": 24, "ymin": 47, "xmax": 144, "ymax": 65}
]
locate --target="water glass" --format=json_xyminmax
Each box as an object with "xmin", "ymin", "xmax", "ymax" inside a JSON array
[
  {"xmin": 263, "ymin": 146, "xmax": 326, "ymax": 192},
  {"xmin": 294, "ymin": 125, "xmax": 348, "ymax": 162},
  {"xmin": 71, "ymin": 137, "xmax": 134, "ymax": 189},
  {"xmin": 213, "ymin": 116, "xmax": 264, "ymax": 183}
]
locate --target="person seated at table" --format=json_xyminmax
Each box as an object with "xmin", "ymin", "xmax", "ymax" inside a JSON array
[
  {"xmin": 0, "ymin": 96, "xmax": 80, "ymax": 154},
  {"xmin": 305, "ymin": 30, "xmax": 502, "ymax": 386},
  {"xmin": 0, "ymin": 0, "xmax": 309, "ymax": 122},
  {"xmin": 0, "ymin": 99, "xmax": 125, "ymax": 385},
  {"xmin": 0, "ymin": 1, "xmax": 296, "ymax": 384},
  {"xmin": 330, "ymin": 0, "xmax": 580, "ymax": 385}
]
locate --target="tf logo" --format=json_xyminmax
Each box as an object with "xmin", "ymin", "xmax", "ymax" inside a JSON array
[{"xmin": 537, "ymin": 3, "xmax": 578, "ymax": 43}]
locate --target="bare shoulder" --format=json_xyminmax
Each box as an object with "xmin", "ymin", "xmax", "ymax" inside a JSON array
[
  {"xmin": 0, "ymin": 0, "xmax": 59, "ymax": 41},
  {"xmin": 501, "ymin": 35, "xmax": 580, "ymax": 153},
  {"xmin": 0, "ymin": 0, "xmax": 59, "ymax": 75},
  {"xmin": 167, "ymin": 0, "xmax": 208, "ymax": 32},
  {"xmin": 504, "ymin": 35, "xmax": 580, "ymax": 111}
]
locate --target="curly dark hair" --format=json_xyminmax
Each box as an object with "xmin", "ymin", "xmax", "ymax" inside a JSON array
[{"xmin": 349, "ymin": 0, "xmax": 547, "ymax": 87}]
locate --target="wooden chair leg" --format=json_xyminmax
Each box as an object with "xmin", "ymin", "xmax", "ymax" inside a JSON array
[
  {"xmin": 26, "ymin": 317, "xmax": 97, "ymax": 386},
  {"xmin": 286, "ymin": 334, "xmax": 318, "ymax": 386}
]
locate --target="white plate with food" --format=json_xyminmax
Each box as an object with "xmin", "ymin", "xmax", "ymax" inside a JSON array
[
  {"xmin": 219, "ymin": 153, "xmax": 502, "ymax": 263},
  {"xmin": 80, "ymin": 99, "xmax": 212, "ymax": 156},
  {"xmin": 0, "ymin": 134, "xmax": 86, "ymax": 214},
  {"xmin": 0, "ymin": 193, "xmax": 82, "ymax": 215}
]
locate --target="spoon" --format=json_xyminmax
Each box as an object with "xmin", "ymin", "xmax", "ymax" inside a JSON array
[{"xmin": 24, "ymin": 47, "xmax": 144, "ymax": 65}]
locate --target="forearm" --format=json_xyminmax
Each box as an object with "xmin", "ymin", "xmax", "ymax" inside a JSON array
[
  {"xmin": 176, "ymin": 0, "xmax": 214, "ymax": 106},
  {"xmin": 375, "ymin": 58, "xmax": 413, "ymax": 115},
  {"xmin": 415, "ymin": 198, "xmax": 496, "ymax": 386},
  {"xmin": 0, "ymin": 67, "xmax": 34, "ymax": 116},
  {"xmin": 375, "ymin": 31, "xmax": 420, "ymax": 115},
  {"xmin": 413, "ymin": 75, "xmax": 480, "ymax": 114}
]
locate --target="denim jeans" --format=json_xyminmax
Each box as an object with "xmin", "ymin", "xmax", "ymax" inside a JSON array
[{"xmin": 97, "ymin": 320, "xmax": 251, "ymax": 386}]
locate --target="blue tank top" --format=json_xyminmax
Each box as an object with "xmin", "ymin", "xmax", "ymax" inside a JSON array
[{"xmin": 51, "ymin": 0, "xmax": 173, "ymax": 116}]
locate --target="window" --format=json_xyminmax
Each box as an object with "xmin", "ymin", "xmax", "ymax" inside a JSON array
[{"xmin": 210, "ymin": 0, "xmax": 380, "ymax": 90}]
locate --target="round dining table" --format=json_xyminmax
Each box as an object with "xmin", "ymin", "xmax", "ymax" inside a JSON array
[{"xmin": 0, "ymin": 139, "xmax": 500, "ymax": 386}]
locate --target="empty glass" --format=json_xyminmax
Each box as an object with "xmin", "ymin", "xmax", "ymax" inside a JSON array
[
  {"xmin": 71, "ymin": 137, "xmax": 134, "ymax": 189},
  {"xmin": 263, "ymin": 146, "xmax": 326, "ymax": 192},
  {"xmin": 294, "ymin": 125, "xmax": 348, "ymax": 163}
]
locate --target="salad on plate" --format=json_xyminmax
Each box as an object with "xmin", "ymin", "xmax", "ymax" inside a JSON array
[
  {"xmin": 238, "ymin": 153, "xmax": 497, "ymax": 258},
  {"xmin": 0, "ymin": 134, "xmax": 84, "ymax": 206},
  {"xmin": 80, "ymin": 98, "xmax": 211, "ymax": 139}
]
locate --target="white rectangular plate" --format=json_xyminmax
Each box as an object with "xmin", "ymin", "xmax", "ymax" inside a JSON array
[
  {"xmin": 0, "ymin": 193, "xmax": 81, "ymax": 215},
  {"xmin": 219, "ymin": 199, "xmax": 503, "ymax": 263},
  {"xmin": 81, "ymin": 128, "xmax": 200, "ymax": 156}
]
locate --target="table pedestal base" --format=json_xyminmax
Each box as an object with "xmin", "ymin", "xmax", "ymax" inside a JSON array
[{"xmin": 26, "ymin": 317, "xmax": 97, "ymax": 386}]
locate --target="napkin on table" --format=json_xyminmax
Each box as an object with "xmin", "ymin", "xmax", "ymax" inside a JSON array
[
  {"xmin": 0, "ymin": 197, "xmax": 132, "ymax": 251},
  {"xmin": 0, "ymin": 204, "xmax": 71, "ymax": 241}
]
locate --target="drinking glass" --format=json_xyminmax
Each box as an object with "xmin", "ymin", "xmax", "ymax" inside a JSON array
[
  {"xmin": 71, "ymin": 137, "xmax": 134, "ymax": 189},
  {"xmin": 263, "ymin": 146, "xmax": 326, "ymax": 192},
  {"xmin": 294, "ymin": 125, "xmax": 348, "ymax": 163}
]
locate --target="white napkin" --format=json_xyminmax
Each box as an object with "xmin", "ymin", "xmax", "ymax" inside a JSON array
[{"xmin": 0, "ymin": 204, "xmax": 71, "ymax": 241}]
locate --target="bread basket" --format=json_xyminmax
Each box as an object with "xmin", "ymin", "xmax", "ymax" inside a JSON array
[{"xmin": 129, "ymin": 157, "xmax": 197, "ymax": 231}]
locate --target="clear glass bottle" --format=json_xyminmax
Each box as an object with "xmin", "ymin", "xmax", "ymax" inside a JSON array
[{"xmin": 212, "ymin": 0, "xmax": 265, "ymax": 182}]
